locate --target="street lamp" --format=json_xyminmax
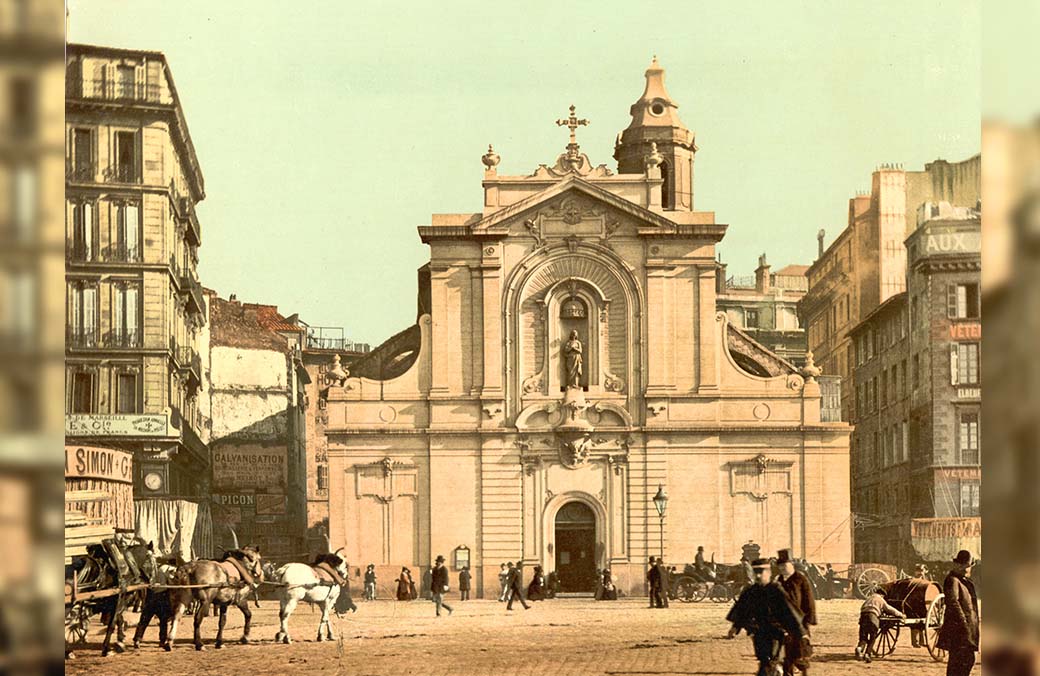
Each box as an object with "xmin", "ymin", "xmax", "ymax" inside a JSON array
[{"xmin": 652, "ymin": 484, "xmax": 668, "ymax": 561}]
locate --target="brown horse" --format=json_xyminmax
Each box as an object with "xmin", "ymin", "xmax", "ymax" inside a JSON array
[{"xmin": 167, "ymin": 546, "xmax": 264, "ymax": 651}]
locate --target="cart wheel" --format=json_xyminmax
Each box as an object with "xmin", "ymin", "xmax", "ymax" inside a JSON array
[
  {"xmin": 709, "ymin": 583, "xmax": 732, "ymax": 603},
  {"xmin": 869, "ymin": 621, "xmax": 900, "ymax": 658},
  {"xmin": 692, "ymin": 582, "xmax": 709, "ymax": 603},
  {"xmin": 925, "ymin": 594, "xmax": 947, "ymax": 662},
  {"xmin": 676, "ymin": 578, "xmax": 698, "ymax": 603},
  {"xmin": 65, "ymin": 603, "xmax": 90, "ymax": 647},
  {"xmin": 856, "ymin": 567, "xmax": 890, "ymax": 599}
]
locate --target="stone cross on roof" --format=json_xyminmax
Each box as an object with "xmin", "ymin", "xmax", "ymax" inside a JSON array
[{"xmin": 556, "ymin": 104, "xmax": 589, "ymax": 148}]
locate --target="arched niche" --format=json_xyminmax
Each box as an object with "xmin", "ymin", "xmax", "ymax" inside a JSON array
[
  {"xmin": 538, "ymin": 279, "xmax": 609, "ymax": 393},
  {"xmin": 510, "ymin": 248, "xmax": 641, "ymax": 411}
]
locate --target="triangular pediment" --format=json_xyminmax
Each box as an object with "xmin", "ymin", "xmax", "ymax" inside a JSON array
[{"xmin": 472, "ymin": 176, "xmax": 676, "ymax": 234}]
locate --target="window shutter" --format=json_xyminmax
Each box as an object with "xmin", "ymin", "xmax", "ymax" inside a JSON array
[
  {"xmin": 114, "ymin": 284, "xmax": 125, "ymax": 336},
  {"xmin": 84, "ymin": 203, "xmax": 94, "ymax": 260},
  {"xmin": 127, "ymin": 285, "xmax": 139, "ymax": 337},
  {"xmin": 70, "ymin": 285, "xmax": 81, "ymax": 332},
  {"xmin": 126, "ymin": 204, "xmax": 139, "ymax": 258},
  {"xmin": 83, "ymin": 286, "xmax": 97, "ymax": 340},
  {"xmin": 950, "ymin": 344, "xmax": 959, "ymax": 385},
  {"xmin": 947, "ymin": 284, "xmax": 957, "ymax": 318}
]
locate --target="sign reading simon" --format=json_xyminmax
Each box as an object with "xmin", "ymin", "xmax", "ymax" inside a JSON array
[
  {"xmin": 212, "ymin": 445, "xmax": 287, "ymax": 490},
  {"xmin": 66, "ymin": 413, "xmax": 172, "ymax": 437},
  {"xmin": 64, "ymin": 445, "xmax": 133, "ymax": 484}
]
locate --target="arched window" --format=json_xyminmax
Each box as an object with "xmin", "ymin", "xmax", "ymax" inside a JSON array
[{"xmin": 660, "ymin": 160, "xmax": 672, "ymax": 209}]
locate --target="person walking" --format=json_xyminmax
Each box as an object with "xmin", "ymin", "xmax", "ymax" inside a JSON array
[
  {"xmin": 430, "ymin": 555, "xmax": 453, "ymax": 617},
  {"xmin": 777, "ymin": 550, "xmax": 816, "ymax": 676},
  {"xmin": 647, "ymin": 557, "xmax": 665, "ymax": 608},
  {"xmin": 459, "ymin": 566, "xmax": 471, "ymax": 601},
  {"xmin": 726, "ymin": 558, "xmax": 806, "ymax": 676},
  {"xmin": 364, "ymin": 564, "xmax": 377, "ymax": 601},
  {"xmin": 937, "ymin": 550, "xmax": 980, "ymax": 676},
  {"xmin": 497, "ymin": 563, "xmax": 509, "ymax": 602},
  {"xmin": 505, "ymin": 561, "xmax": 530, "ymax": 611}
]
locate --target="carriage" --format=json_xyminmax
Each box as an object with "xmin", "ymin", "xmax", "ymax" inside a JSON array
[
  {"xmin": 65, "ymin": 494, "xmax": 150, "ymax": 656},
  {"xmin": 866, "ymin": 577, "xmax": 948, "ymax": 662}
]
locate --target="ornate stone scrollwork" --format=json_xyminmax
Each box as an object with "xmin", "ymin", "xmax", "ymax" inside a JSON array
[
  {"xmin": 647, "ymin": 403, "xmax": 666, "ymax": 417},
  {"xmin": 521, "ymin": 455, "xmax": 544, "ymax": 476},
  {"xmin": 559, "ymin": 432, "xmax": 595, "ymax": 469},
  {"xmin": 521, "ymin": 368, "xmax": 545, "ymax": 395},
  {"xmin": 786, "ymin": 374, "xmax": 805, "ymax": 391},
  {"xmin": 603, "ymin": 371, "xmax": 626, "ymax": 393},
  {"xmin": 524, "ymin": 219, "xmax": 544, "ymax": 248}
]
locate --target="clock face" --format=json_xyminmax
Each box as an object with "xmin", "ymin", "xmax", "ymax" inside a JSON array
[{"xmin": 144, "ymin": 472, "xmax": 163, "ymax": 491}]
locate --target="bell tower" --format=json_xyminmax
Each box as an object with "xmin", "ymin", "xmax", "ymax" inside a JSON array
[{"xmin": 614, "ymin": 57, "xmax": 697, "ymax": 211}]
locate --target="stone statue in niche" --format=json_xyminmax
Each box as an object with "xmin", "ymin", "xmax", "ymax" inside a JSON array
[{"xmin": 564, "ymin": 329, "xmax": 583, "ymax": 389}]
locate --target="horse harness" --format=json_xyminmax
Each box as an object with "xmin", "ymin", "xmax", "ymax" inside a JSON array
[
  {"xmin": 312, "ymin": 561, "xmax": 347, "ymax": 587},
  {"xmin": 219, "ymin": 557, "xmax": 259, "ymax": 592}
]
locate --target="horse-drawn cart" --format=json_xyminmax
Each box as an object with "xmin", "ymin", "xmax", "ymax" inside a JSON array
[
  {"xmin": 867, "ymin": 577, "xmax": 947, "ymax": 662},
  {"xmin": 65, "ymin": 492, "xmax": 149, "ymax": 656}
]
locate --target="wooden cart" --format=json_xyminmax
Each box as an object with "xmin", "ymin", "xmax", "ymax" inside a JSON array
[{"xmin": 868, "ymin": 578, "xmax": 947, "ymax": 662}]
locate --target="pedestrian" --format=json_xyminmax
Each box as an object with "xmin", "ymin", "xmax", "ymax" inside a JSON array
[
  {"xmin": 647, "ymin": 557, "xmax": 665, "ymax": 608},
  {"xmin": 459, "ymin": 566, "xmax": 471, "ymax": 601},
  {"xmin": 660, "ymin": 560, "xmax": 671, "ymax": 607},
  {"xmin": 600, "ymin": 568, "xmax": 617, "ymax": 601},
  {"xmin": 527, "ymin": 565, "xmax": 546, "ymax": 601},
  {"xmin": 855, "ymin": 591, "xmax": 905, "ymax": 662},
  {"xmin": 396, "ymin": 566, "xmax": 415, "ymax": 601},
  {"xmin": 364, "ymin": 564, "xmax": 377, "ymax": 601},
  {"xmin": 776, "ymin": 550, "xmax": 816, "ymax": 676},
  {"xmin": 937, "ymin": 550, "xmax": 979, "ymax": 676},
  {"xmin": 498, "ymin": 562, "xmax": 509, "ymax": 602},
  {"xmin": 726, "ymin": 558, "xmax": 806, "ymax": 676},
  {"xmin": 429, "ymin": 555, "xmax": 453, "ymax": 616},
  {"xmin": 823, "ymin": 564, "xmax": 837, "ymax": 600},
  {"xmin": 505, "ymin": 561, "xmax": 530, "ymax": 611}
]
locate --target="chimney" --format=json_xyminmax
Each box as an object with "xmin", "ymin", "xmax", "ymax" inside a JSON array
[
  {"xmin": 816, "ymin": 229, "xmax": 826, "ymax": 258},
  {"xmin": 755, "ymin": 253, "xmax": 771, "ymax": 293},
  {"xmin": 716, "ymin": 260, "xmax": 728, "ymax": 295}
]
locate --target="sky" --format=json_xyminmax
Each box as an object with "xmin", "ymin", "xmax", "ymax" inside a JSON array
[{"xmin": 67, "ymin": 1, "xmax": 980, "ymax": 344}]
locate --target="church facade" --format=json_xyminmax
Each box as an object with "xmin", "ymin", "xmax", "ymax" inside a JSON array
[{"xmin": 324, "ymin": 59, "xmax": 852, "ymax": 597}]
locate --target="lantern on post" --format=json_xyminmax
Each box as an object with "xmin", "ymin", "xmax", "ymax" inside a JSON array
[{"xmin": 652, "ymin": 484, "xmax": 668, "ymax": 561}]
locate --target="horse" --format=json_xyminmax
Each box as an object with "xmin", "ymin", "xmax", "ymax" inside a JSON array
[
  {"xmin": 167, "ymin": 545, "xmax": 264, "ymax": 651},
  {"xmin": 272, "ymin": 551, "xmax": 349, "ymax": 644}
]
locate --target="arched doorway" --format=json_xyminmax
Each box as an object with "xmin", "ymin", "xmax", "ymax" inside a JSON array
[{"xmin": 554, "ymin": 501, "xmax": 597, "ymax": 593}]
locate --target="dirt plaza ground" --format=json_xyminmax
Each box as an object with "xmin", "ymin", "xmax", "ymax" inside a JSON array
[{"xmin": 66, "ymin": 597, "xmax": 977, "ymax": 676}]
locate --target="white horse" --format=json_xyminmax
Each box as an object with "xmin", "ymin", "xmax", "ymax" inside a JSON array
[{"xmin": 273, "ymin": 552, "xmax": 349, "ymax": 644}]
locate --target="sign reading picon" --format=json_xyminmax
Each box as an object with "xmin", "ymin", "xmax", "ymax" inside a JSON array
[
  {"xmin": 66, "ymin": 413, "xmax": 172, "ymax": 437},
  {"xmin": 65, "ymin": 445, "xmax": 133, "ymax": 484}
]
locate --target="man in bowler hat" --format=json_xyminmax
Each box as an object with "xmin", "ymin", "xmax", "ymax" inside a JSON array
[
  {"xmin": 937, "ymin": 550, "xmax": 979, "ymax": 676},
  {"xmin": 430, "ymin": 555, "xmax": 453, "ymax": 617},
  {"xmin": 505, "ymin": 561, "xmax": 530, "ymax": 611}
]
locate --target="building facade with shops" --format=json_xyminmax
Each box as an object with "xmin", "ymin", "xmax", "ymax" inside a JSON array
[{"xmin": 64, "ymin": 44, "xmax": 211, "ymax": 558}]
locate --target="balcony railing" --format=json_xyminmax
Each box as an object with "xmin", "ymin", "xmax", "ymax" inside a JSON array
[
  {"xmin": 103, "ymin": 243, "xmax": 142, "ymax": 263},
  {"xmin": 102, "ymin": 164, "xmax": 140, "ymax": 185},
  {"xmin": 67, "ymin": 327, "xmax": 99, "ymax": 349},
  {"xmin": 66, "ymin": 163, "xmax": 95, "ymax": 183},
  {"xmin": 104, "ymin": 329, "xmax": 140, "ymax": 349},
  {"xmin": 66, "ymin": 243, "xmax": 96, "ymax": 263},
  {"xmin": 69, "ymin": 79, "xmax": 162, "ymax": 104}
]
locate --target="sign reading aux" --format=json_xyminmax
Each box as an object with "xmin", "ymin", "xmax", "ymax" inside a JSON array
[
  {"xmin": 922, "ymin": 228, "xmax": 980, "ymax": 255},
  {"xmin": 212, "ymin": 445, "xmax": 287, "ymax": 490},
  {"xmin": 65, "ymin": 445, "xmax": 133, "ymax": 484}
]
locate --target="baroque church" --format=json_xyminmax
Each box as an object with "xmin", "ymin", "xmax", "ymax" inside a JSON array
[{"xmin": 323, "ymin": 59, "xmax": 852, "ymax": 596}]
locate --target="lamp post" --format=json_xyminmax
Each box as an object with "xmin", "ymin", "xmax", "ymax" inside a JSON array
[{"xmin": 652, "ymin": 484, "xmax": 668, "ymax": 561}]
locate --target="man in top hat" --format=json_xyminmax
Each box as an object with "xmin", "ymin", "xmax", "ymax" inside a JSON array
[
  {"xmin": 727, "ymin": 558, "xmax": 806, "ymax": 676},
  {"xmin": 776, "ymin": 550, "xmax": 816, "ymax": 675},
  {"xmin": 937, "ymin": 550, "xmax": 979, "ymax": 676},
  {"xmin": 504, "ymin": 561, "xmax": 530, "ymax": 611},
  {"xmin": 647, "ymin": 556, "xmax": 666, "ymax": 608},
  {"xmin": 430, "ymin": 555, "xmax": 453, "ymax": 617}
]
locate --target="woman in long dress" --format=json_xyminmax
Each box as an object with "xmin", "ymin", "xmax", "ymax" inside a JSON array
[
  {"xmin": 600, "ymin": 568, "xmax": 618, "ymax": 600},
  {"xmin": 527, "ymin": 565, "xmax": 546, "ymax": 601},
  {"xmin": 397, "ymin": 567, "xmax": 414, "ymax": 601}
]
